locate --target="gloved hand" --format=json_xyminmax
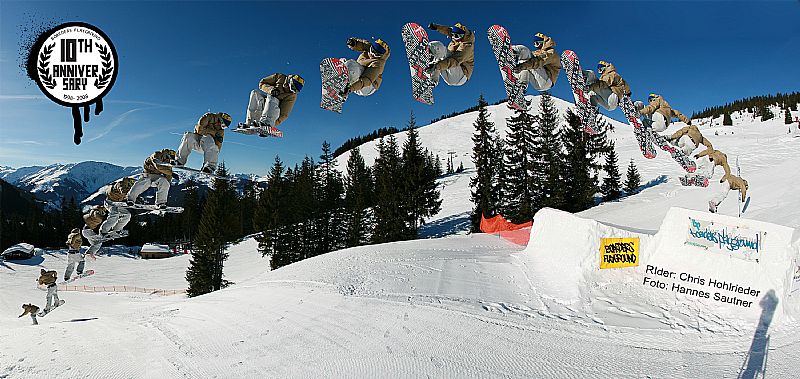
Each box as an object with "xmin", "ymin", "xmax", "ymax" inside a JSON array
[
  {"xmin": 270, "ymin": 88, "xmax": 280, "ymax": 97},
  {"xmin": 346, "ymin": 37, "xmax": 356, "ymax": 47},
  {"xmin": 428, "ymin": 23, "xmax": 438, "ymax": 30}
]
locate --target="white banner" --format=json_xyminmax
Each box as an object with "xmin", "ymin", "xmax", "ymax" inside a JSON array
[{"xmin": 685, "ymin": 216, "xmax": 764, "ymax": 261}]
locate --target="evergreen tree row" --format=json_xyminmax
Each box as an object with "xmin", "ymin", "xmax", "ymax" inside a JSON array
[{"xmin": 691, "ymin": 91, "xmax": 799, "ymax": 120}]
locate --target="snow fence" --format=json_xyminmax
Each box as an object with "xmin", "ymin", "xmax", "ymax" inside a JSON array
[{"xmin": 524, "ymin": 207, "xmax": 800, "ymax": 325}]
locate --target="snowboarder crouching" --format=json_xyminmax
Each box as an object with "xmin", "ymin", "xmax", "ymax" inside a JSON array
[
  {"xmin": 65, "ymin": 228, "xmax": 84, "ymax": 281},
  {"xmin": 343, "ymin": 37, "xmax": 390, "ymax": 96},
  {"xmin": 19, "ymin": 304, "xmax": 40, "ymax": 325},
  {"xmin": 80, "ymin": 205, "xmax": 108, "ymax": 266},
  {"xmin": 38, "ymin": 269, "xmax": 61, "ymax": 312},
  {"xmin": 636, "ymin": 93, "xmax": 692, "ymax": 132},
  {"xmin": 585, "ymin": 60, "xmax": 630, "ymax": 111},
  {"xmin": 427, "ymin": 22, "xmax": 474, "ymax": 87},
  {"xmin": 513, "ymin": 33, "xmax": 561, "ymax": 91},
  {"xmin": 242, "ymin": 73, "xmax": 303, "ymax": 136},
  {"xmin": 176, "ymin": 112, "xmax": 231, "ymax": 173},
  {"xmin": 127, "ymin": 149, "xmax": 177, "ymax": 208},
  {"xmin": 669, "ymin": 124, "xmax": 714, "ymax": 156},
  {"xmin": 101, "ymin": 176, "xmax": 135, "ymax": 240},
  {"xmin": 694, "ymin": 148, "xmax": 731, "ymax": 179},
  {"xmin": 709, "ymin": 174, "xmax": 748, "ymax": 213}
]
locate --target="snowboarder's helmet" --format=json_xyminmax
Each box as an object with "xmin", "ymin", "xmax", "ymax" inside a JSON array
[
  {"xmin": 597, "ymin": 60, "xmax": 611, "ymax": 73},
  {"xmin": 533, "ymin": 33, "xmax": 546, "ymax": 48},
  {"xmin": 370, "ymin": 39, "xmax": 387, "ymax": 57},
  {"xmin": 648, "ymin": 93, "xmax": 658, "ymax": 102},
  {"xmin": 451, "ymin": 23, "xmax": 466, "ymax": 40},
  {"xmin": 219, "ymin": 112, "xmax": 232, "ymax": 127},
  {"xmin": 288, "ymin": 74, "xmax": 304, "ymax": 93}
]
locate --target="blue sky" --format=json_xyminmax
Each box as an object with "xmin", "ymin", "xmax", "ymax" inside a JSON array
[{"xmin": 1, "ymin": 1, "xmax": 798, "ymax": 175}]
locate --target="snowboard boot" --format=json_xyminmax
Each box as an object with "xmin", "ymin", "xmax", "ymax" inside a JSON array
[
  {"xmin": 202, "ymin": 166, "xmax": 214, "ymax": 174},
  {"xmin": 708, "ymin": 201, "xmax": 718, "ymax": 213},
  {"xmin": 157, "ymin": 203, "xmax": 167, "ymax": 210}
]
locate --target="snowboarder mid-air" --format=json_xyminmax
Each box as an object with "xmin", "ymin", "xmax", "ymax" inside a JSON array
[
  {"xmin": 342, "ymin": 38, "xmax": 390, "ymax": 97},
  {"xmin": 176, "ymin": 112, "xmax": 231, "ymax": 173},
  {"xmin": 127, "ymin": 149, "xmax": 178, "ymax": 208},
  {"xmin": 584, "ymin": 60, "xmax": 631, "ymax": 111},
  {"xmin": 669, "ymin": 124, "xmax": 714, "ymax": 156},
  {"xmin": 427, "ymin": 22, "xmax": 474, "ymax": 87},
  {"xmin": 65, "ymin": 228, "xmax": 84, "ymax": 281},
  {"xmin": 709, "ymin": 174, "xmax": 748, "ymax": 213},
  {"xmin": 240, "ymin": 73, "xmax": 303, "ymax": 137},
  {"xmin": 636, "ymin": 93, "xmax": 692, "ymax": 132},
  {"xmin": 81, "ymin": 205, "xmax": 108, "ymax": 262},
  {"xmin": 512, "ymin": 33, "xmax": 561, "ymax": 91},
  {"xmin": 694, "ymin": 148, "xmax": 731, "ymax": 179},
  {"xmin": 100, "ymin": 176, "xmax": 135, "ymax": 239},
  {"xmin": 18, "ymin": 304, "xmax": 40, "ymax": 325},
  {"xmin": 38, "ymin": 269, "xmax": 60, "ymax": 313}
]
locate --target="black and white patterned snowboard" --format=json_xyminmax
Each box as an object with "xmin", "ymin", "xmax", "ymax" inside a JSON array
[
  {"xmin": 619, "ymin": 95, "xmax": 657, "ymax": 159},
  {"xmin": 319, "ymin": 57, "xmax": 350, "ymax": 113},
  {"xmin": 560, "ymin": 50, "xmax": 598, "ymax": 134},
  {"xmin": 679, "ymin": 174, "xmax": 708, "ymax": 187},
  {"xmin": 401, "ymin": 22, "xmax": 435, "ymax": 105},
  {"xmin": 487, "ymin": 25, "xmax": 528, "ymax": 110}
]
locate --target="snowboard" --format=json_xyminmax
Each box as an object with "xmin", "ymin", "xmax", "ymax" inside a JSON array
[
  {"xmin": 619, "ymin": 95, "xmax": 657, "ymax": 159},
  {"xmin": 487, "ymin": 25, "xmax": 528, "ymax": 110},
  {"xmin": 648, "ymin": 129, "xmax": 697, "ymax": 173},
  {"xmin": 319, "ymin": 57, "xmax": 350, "ymax": 113},
  {"xmin": 39, "ymin": 270, "xmax": 96, "ymax": 290},
  {"xmin": 560, "ymin": 50, "xmax": 598, "ymax": 134},
  {"xmin": 37, "ymin": 300, "xmax": 65, "ymax": 317},
  {"xmin": 741, "ymin": 196, "xmax": 751, "ymax": 214},
  {"xmin": 679, "ymin": 174, "xmax": 709, "ymax": 187},
  {"xmin": 111, "ymin": 202, "xmax": 184, "ymax": 214},
  {"xmin": 98, "ymin": 230, "xmax": 128, "ymax": 243},
  {"xmin": 231, "ymin": 123, "xmax": 284, "ymax": 138},
  {"xmin": 401, "ymin": 22, "xmax": 436, "ymax": 105},
  {"xmin": 172, "ymin": 165, "xmax": 237, "ymax": 181}
]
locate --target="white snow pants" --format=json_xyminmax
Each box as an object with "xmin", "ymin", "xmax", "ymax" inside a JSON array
[
  {"xmin": 82, "ymin": 227, "xmax": 103, "ymax": 256},
  {"xmin": 676, "ymin": 135, "xmax": 697, "ymax": 156},
  {"xmin": 695, "ymin": 156, "xmax": 718, "ymax": 178},
  {"xmin": 100, "ymin": 201, "xmax": 131, "ymax": 234},
  {"xmin": 710, "ymin": 180, "xmax": 731, "ymax": 207},
  {"xmin": 246, "ymin": 89, "xmax": 281, "ymax": 126},
  {"xmin": 65, "ymin": 250, "xmax": 85, "ymax": 279},
  {"xmin": 45, "ymin": 284, "xmax": 60, "ymax": 311},
  {"xmin": 128, "ymin": 174, "xmax": 170, "ymax": 205},
  {"xmin": 584, "ymin": 70, "xmax": 618, "ymax": 110},
  {"xmin": 177, "ymin": 132, "xmax": 219, "ymax": 171},
  {"xmin": 647, "ymin": 112, "xmax": 669, "ymax": 132},
  {"xmin": 342, "ymin": 59, "xmax": 377, "ymax": 96},
  {"xmin": 511, "ymin": 45, "xmax": 553, "ymax": 91},
  {"xmin": 429, "ymin": 41, "xmax": 468, "ymax": 87}
]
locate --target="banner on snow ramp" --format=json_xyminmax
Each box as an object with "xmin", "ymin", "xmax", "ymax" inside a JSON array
[
  {"xmin": 685, "ymin": 216, "xmax": 764, "ymax": 261},
  {"xmin": 599, "ymin": 238, "xmax": 639, "ymax": 269},
  {"xmin": 792, "ymin": 263, "xmax": 800, "ymax": 294}
]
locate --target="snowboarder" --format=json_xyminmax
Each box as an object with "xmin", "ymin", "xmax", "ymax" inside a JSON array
[
  {"xmin": 584, "ymin": 60, "xmax": 630, "ymax": 111},
  {"xmin": 342, "ymin": 37, "xmax": 390, "ymax": 97},
  {"xmin": 240, "ymin": 73, "xmax": 303, "ymax": 137},
  {"xmin": 635, "ymin": 94, "xmax": 692, "ymax": 132},
  {"xmin": 512, "ymin": 33, "xmax": 561, "ymax": 91},
  {"xmin": 176, "ymin": 112, "xmax": 232, "ymax": 173},
  {"xmin": 427, "ymin": 22, "xmax": 474, "ymax": 87},
  {"xmin": 709, "ymin": 174, "xmax": 748, "ymax": 213},
  {"xmin": 669, "ymin": 124, "xmax": 714, "ymax": 156},
  {"xmin": 100, "ymin": 176, "xmax": 135, "ymax": 239},
  {"xmin": 127, "ymin": 149, "xmax": 177, "ymax": 208},
  {"xmin": 38, "ymin": 269, "xmax": 60, "ymax": 312},
  {"xmin": 82, "ymin": 205, "xmax": 107, "ymax": 261},
  {"xmin": 65, "ymin": 228, "xmax": 84, "ymax": 281},
  {"xmin": 694, "ymin": 148, "xmax": 732, "ymax": 179},
  {"xmin": 18, "ymin": 304, "xmax": 40, "ymax": 325}
]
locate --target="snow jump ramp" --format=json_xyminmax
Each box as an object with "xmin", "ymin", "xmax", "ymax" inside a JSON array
[{"xmin": 524, "ymin": 207, "xmax": 799, "ymax": 329}]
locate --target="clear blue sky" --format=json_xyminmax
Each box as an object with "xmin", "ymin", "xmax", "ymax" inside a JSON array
[{"xmin": 1, "ymin": 1, "xmax": 798, "ymax": 175}]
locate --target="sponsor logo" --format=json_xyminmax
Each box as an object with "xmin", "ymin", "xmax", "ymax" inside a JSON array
[{"xmin": 685, "ymin": 217, "xmax": 763, "ymax": 261}]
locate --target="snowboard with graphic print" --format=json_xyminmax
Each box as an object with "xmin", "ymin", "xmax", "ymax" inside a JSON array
[
  {"xmin": 619, "ymin": 95, "xmax": 657, "ymax": 159},
  {"xmin": 401, "ymin": 22, "xmax": 435, "ymax": 105},
  {"xmin": 560, "ymin": 50, "xmax": 598, "ymax": 134},
  {"xmin": 319, "ymin": 58, "xmax": 351, "ymax": 113},
  {"xmin": 486, "ymin": 25, "xmax": 528, "ymax": 110}
]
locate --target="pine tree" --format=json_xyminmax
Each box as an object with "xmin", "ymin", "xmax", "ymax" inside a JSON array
[
  {"xmin": 402, "ymin": 118, "xmax": 442, "ymax": 237},
  {"xmin": 560, "ymin": 110, "xmax": 605, "ymax": 213},
  {"xmin": 344, "ymin": 147, "xmax": 373, "ymax": 247},
  {"xmin": 759, "ymin": 105, "xmax": 774, "ymax": 121},
  {"xmin": 186, "ymin": 164, "xmax": 238, "ymax": 296},
  {"xmin": 239, "ymin": 179, "xmax": 259, "ymax": 236},
  {"xmin": 181, "ymin": 179, "xmax": 202, "ymax": 241},
  {"xmin": 723, "ymin": 112, "xmax": 733, "ymax": 126},
  {"xmin": 316, "ymin": 141, "xmax": 345, "ymax": 255},
  {"xmin": 601, "ymin": 143, "xmax": 622, "ymax": 201},
  {"xmin": 623, "ymin": 159, "xmax": 641, "ymax": 195},
  {"xmin": 530, "ymin": 91, "xmax": 565, "ymax": 211},
  {"xmin": 469, "ymin": 95, "xmax": 501, "ymax": 232},
  {"xmin": 502, "ymin": 108, "xmax": 535, "ymax": 223},
  {"xmin": 373, "ymin": 135, "xmax": 408, "ymax": 242},
  {"xmin": 457, "ymin": 162, "xmax": 464, "ymax": 172},
  {"xmin": 785, "ymin": 108, "xmax": 793, "ymax": 124}
]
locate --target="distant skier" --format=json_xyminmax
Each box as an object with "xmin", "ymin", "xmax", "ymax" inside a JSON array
[
  {"xmin": 694, "ymin": 148, "xmax": 732, "ymax": 179},
  {"xmin": 584, "ymin": 60, "xmax": 630, "ymax": 110},
  {"xmin": 18, "ymin": 304, "xmax": 40, "ymax": 325},
  {"xmin": 240, "ymin": 73, "xmax": 304, "ymax": 136},
  {"xmin": 176, "ymin": 112, "xmax": 232, "ymax": 173},
  {"xmin": 709, "ymin": 174, "xmax": 748, "ymax": 213},
  {"xmin": 512, "ymin": 33, "xmax": 561, "ymax": 91},
  {"xmin": 82, "ymin": 205, "xmax": 108, "ymax": 262},
  {"xmin": 100, "ymin": 176, "xmax": 135, "ymax": 239},
  {"xmin": 635, "ymin": 94, "xmax": 692, "ymax": 132},
  {"xmin": 127, "ymin": 149, "xmax": 178, "ymax": 208},
  {"xmin": 38, "ymin": 269, "xmax": 60, "ymax": 312},
  {"xmin": 342, "ymin": 38, "xmax": 390, "ymax": 96},
  {"xmin": 427, "ymin": 22, "xmax": 474, "ymax": 86},
  {"xmin": 65, "ymin": 228, "xmax": 84, "ymax": 281},
  {"xmin": 669, "ymin": 124, "xmax": 714, "ymax": 156}
]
